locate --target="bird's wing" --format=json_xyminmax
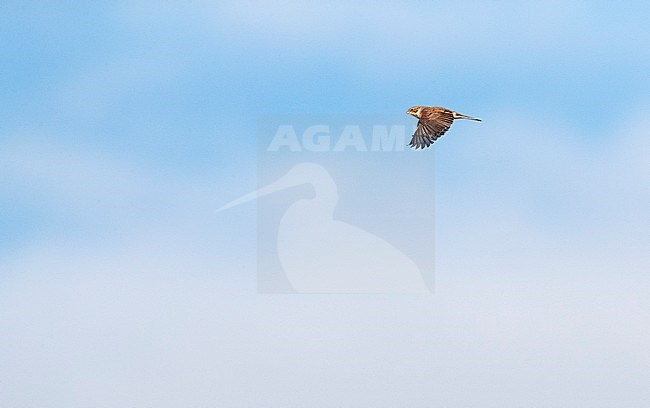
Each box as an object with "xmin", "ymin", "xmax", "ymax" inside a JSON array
[{"xmin": 409, "ymin": 110, "xmax": 454, "ymax": 149}]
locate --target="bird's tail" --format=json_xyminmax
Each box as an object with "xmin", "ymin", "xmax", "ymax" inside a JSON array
[{"xmin": 453, "ymin": 112, "xmax": 482, "ymax": 121}]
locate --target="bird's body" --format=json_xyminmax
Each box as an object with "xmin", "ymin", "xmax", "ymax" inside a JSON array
[{"xmin": 406, "ymin": 105, "xmax": 481, "ymax": 149}]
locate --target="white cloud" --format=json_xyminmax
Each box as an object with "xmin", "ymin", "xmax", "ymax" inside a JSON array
[
  {"xmin": 434, "ymin": 107, "xmax": 650, "ymax": 278},
  {"xmin": 1, "ymin": 241, "xmax": 648, "ymax": 407},
  {"xmin": 1, "ymin": 109, "xmax": 649, "ymax": 406},
  {"xmin": 208, "ymin": 0, "xmax": 650, "ymax": 68}
]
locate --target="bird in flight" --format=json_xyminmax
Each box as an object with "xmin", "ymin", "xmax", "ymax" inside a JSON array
[{"xmin": 406, "ymin": 106, "xmax": 481, "ymax": 149}]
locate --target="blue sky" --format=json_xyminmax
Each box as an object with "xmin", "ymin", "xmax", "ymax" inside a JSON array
[{"xmin": 1, "ymin": 1, "xmax": 649, "ymax": 406}]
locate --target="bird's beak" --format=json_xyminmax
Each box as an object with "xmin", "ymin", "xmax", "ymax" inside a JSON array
[
  {"xmin": 217, "ymin": 180, "xmax": 284, "ymax": 212},
  {"xmin": 216, "ymin": 168, "xmax": 303, "ymax": 212}
]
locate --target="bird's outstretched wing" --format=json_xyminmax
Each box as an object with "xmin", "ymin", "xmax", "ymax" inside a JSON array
[{"xmin": 409, "ymin": 110, "xmax": 454, "ymax": 149}]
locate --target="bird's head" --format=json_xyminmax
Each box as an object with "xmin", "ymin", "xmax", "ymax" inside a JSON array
[{"xmin": 406, "ymin": 106, "xmax": 423, "ymax": 118}]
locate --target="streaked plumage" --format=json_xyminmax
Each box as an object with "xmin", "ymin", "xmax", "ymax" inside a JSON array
[{"xmin": 406, "ymin": 106, "xmax": 481, "ymax": 149}]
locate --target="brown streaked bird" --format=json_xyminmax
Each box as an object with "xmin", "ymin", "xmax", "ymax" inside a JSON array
[{"xmin": 406, "ymin": 106, "xmax": 481, "ymax": 149}]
